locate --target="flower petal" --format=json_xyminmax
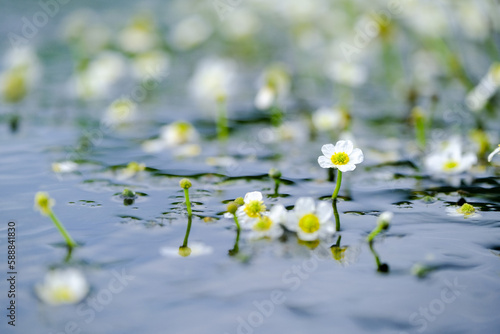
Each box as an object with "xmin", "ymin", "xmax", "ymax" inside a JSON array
[
  {"xmin": 349, "ymin": 148, "xmax": 364, "ymax": 164},
  {"xmin": 297, "ymin": 230, "xmax": 318, "ymax": 241},
  {"xmin": 337, "ymin": 163, "xmax": 356, "ymax": 172},
  {"xmin": 244, "ymin": 191, "xmax": 262, "ymax": 203},
  {"xmin": 318, "ymin": 156, "xmax": 334, "ymax": 168},
  {"xmin": 316, "ymin": 201, "xmax": 333, "ymax": 223},
  {"xmin": 321, "ymin": 144, "xmax": 336, "ymax": 157},
  {"xmin": 294, "ymin": 197, "xmax": 315, "ymax": 216},
  {"xmin": 334, "ymin": 140, "xmax": 353, "ymax": 154},
  {"xmin": 270, "ymin": 204, "xmax": 287, "ymax": 224}
]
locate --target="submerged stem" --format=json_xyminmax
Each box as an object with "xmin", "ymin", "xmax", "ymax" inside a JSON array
[{"xmin": 182, "ymin": 215, "xmax": 193, "ymax": 248}]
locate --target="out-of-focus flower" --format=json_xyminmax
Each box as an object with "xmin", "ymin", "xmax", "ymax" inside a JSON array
[
  {"xmin": 488, "ymin": 145, "xmax": 500, "ymax": 163},
  {"xmin": 286, "ymin": 197, "xmax": 335, "ymax": 241},
  {"xmin": 103, "ymin": 98, "xmax": 137, "ymax": 126},
  {"xmin": 465, "ymin": 63, "xmax": 500, "ymax": 112},
  {"xmin": 131, "ymin": 50, "xmax": 170, "ymax": 80},
  {"xmin": 171, "ymin": 15, "xmax": 213, "ymax": 50},
  {"xmin": 327, "ymin": 60, "xmax": 367, "ymax": 87},
  {"xmin": 236, "ymin": 191, "xmax": 267, "ymax": 224},
  {"xmin": 446, "ymin": 203, "xmax": 480, "ymax": 219},
  {"xmin": 60, "ymin": 9, "xmax": 110, "ymax": 55},
  {"xmin": 242, "ymin": 204, "xmax": 286, "ymax": 240},
  {"xmin": 312, "ymin": 107, "xmax": 349, "ymax": 132},
  {"xmin": 318, "ymin": 140, "xmax": 364, "ymax": 172},
  {"xmin": 72, "ymin": 52, "xmax": 126, "ymax": 100},
  {"xmin": 425, "ymin": 140, "xmax": 477, "ymax": 175},
  {"xmin": 221, "ymin": 9, "xmax": 259, "ymax": 39},
  {"xmin": 118, "ymin": 14, "xmax": 159, "ymax": 54},
  {"xmin": 456, "ymin": 2, "xmax": 489, "ymax": 41},
  {"xmin": 142, "ymin": 121, "xmax": 201, "ymax": 156},
  {"xmin": 254, "ymin": 64, "xmax": 290, "ymax": 110},
  {"xmin": 404, "ymin": 2, "xmax": 448, "ymax": 37},
  {"xmin": 118, "ymin": 161, "xmax": 145, "ymax": 180},
  {"xmin": 189, "ymin": 58, "xmax": 236, "ymax": 107},
  {"xmin": 52, "ymin": 161, "xmax": 78, "ymax": 173},
  {"xmin": 35, "ymin": 268, "xmax": 89, "ymax": 306},
  {"xmin": 0, "ymin": 46, "xmax": 41, "ymax": 103},
  {"xmin": 34, "ymin": 192, "xmax": 55, "ymax": 216}
]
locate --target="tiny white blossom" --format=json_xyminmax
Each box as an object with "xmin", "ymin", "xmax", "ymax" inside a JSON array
[
  {"xmin": 52, "ymin": 161, "xmax": 78, "ymax": 173},
  {"xmin": 318, "ymin": 140, "xmax": 364, "ymax": 172},
  {"xmin": 236, "ymin": 191, "xmax": 267, "ymax": 224},
  {"xmin": 488, "ymin": 145, "xmax": 500, "ymax": 163},
  {"xmin": 242, "ymin": 204, "xmax": 286, "ymax": 240},
  {"xmin": 286, "ymin": 197, "xmax": 335, "ymax": 241},
  {"xmin": 425, "ymin": 141, "xmax": 476, "ymax": 175},
  {"xmin": 35, "ymin": 268, "xmax": 89, "ymax": 306}
]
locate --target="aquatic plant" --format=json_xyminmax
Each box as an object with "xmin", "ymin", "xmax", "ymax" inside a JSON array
[
  {"xmin": 285, "ymin": 197, "xmax": 335, "ymax": 241},
  {"xmin": 35, "ymin": 268, "xmax": 89, "ymax": 305}
]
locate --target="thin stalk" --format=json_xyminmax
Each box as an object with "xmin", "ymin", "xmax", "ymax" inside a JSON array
[
  {"xmin": 183, "ymin": 188, "xmax": 192, "ymax": 217},
  {"xmin": 217, "ymin": 100, "xmax": 229, "ymax": 142},
  {"xmin": 332, "ymin": 170, "xmax": 343, "ymax": 200},
  {"xmin": 48, "ymin": 211, "xmax": 77, "ymax": 248},
  {"xmin": 233, "ymin": 215, "xmax": 241, "ymax": 231},
  {"xmin": 182, "ymin": 215, "xmax": 193, "ymax": 248},
  {"xmin": 368, "ymin": 242, "xmax": 382, "ymax": 268},
  {"xmin": 332, "ymin": 199, "xmax": 340, "ymax": 232}
]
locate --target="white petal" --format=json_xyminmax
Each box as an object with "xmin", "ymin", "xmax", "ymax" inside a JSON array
[
  {"xmin": 244, "ymin": 191, "xmax": 262, "ymax": 203},
  {"xmin": 294, "ymin": 197, "xmax": 315, "ymax": 216},
  {"xmin": 318, "ymin": 221, "xmax": 336, "ymax": 236},
  {"xmin": 318, "ymin": 156, "xmax": 334, "ymax": 168},
  {"xmin": 460, "ymin": 153, "xmax": 477, "ymax": 170},
  {"xmin": 285, "ymin": 212, "xmax": 298, "ymax": 231},
  {"xmin": 316, "ymin": 201, "xmax": 333, "ymax": 223},
  {"xmin": 488, "ymin": 146, "xmax": 500, "ymax": 162},
  {"xmin": 270, "ymin": 204, "xmax": 287, "ymax": 224},
  {"xmin": 349, "ymin": 148, "xmax": 364, "ymax": 164},
  {"xmin": 337, "ymin": 163, "xmax": 356, "ymax": 172},
  {"xmin": 321, "ymin": 144, "xmax": 336, "ymax": 157},
  {"xmin": 334, "ymin": 140, "xmax": 353, "ymax": 154},
  {"xmin": 297, "ymin": 230, "xmax": 319, "ymax": 241}
]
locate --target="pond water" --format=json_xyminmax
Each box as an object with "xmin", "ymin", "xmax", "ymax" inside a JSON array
[{"xmin": 1, "ymin": 1, "xmax": 500, "ymax": 334}]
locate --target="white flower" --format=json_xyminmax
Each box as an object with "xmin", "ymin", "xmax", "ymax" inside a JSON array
[
  {"xmin": 327, "ymin": 60, "xmax": 367, "ymax": 87},
  {"xmin": 72, "ymin": 52, "xmax": 126, "ymax": 100},
  {"xmin": 312, "ymin": 107, "xmax": 347, "ymax": 132},
  {"xmin": 118, "ymin": 14, "xmax": 159, "ymax": 54},
  {"xmin": 318, "ymin": 140, "xmax": 364, "ymax": 172},
  {"xmin": 141, "ymin": 121, "xmax": 200, "ymax": 155},
  {"xmin": 425, "ymin": 140, "xmax": 477, "ymax": 175},
  {"xmin": 52, "ymin": 161, "xmax": 78, "ymax": 173},
  {"xmin": 286, "ymin": 197, "xmax": 335, "ymax": 241},
  {"xmin": 445, "ymin": 203, "xmax": 480, "ymax": 219},
  {"xmin": 103, "ymin": 98, "xmax": 137, "ymax": 126},
  {"xmin": 377, "ymin": 211, "xmax": 393, "ymax": 226},
  {"xmin": 1, "ymin": 46, "xmax": 41, "ymax": 103},
  {"xmin": 488, "ymin": 145, "xmax": 500, "ymax": 163},
  {"xmin": 131, "ymin": 50, "xmax": 170, "ymax": 80},
  {"xmin": 189, "ymin": 58, "xmax": 236, "ymax": 106},
  {"xmin": 236, "ymin": 191, "xmax": 267, "ymax": 224},
  {"xmin": 254, "ymin": 64, "xmax": 290, "ymax": 110},
  {"xmin": 242, "ymin": 205, "xmax": 286, "ymax": 240},
  {"xmin": 35, "ymin": 268, "xmax": 89, "ymax": 306},
  {"xmin": 170, "ymin": 15, "xmax": 212, "ymax": 50}
]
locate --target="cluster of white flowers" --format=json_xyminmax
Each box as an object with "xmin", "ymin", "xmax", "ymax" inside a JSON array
[{"xmin": 233, "ymin": 191, "xmax": 336, "ymax": 242}]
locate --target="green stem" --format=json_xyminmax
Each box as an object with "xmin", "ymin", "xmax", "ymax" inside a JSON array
[
  {"xmin": 332, "ymin": 199, "xmax": 340, "ymax": 232},
  {"xmin": 368, "ymin": 241, "xmax": 382, "ymax": 268},
  {"xmin": 233, "ymin": 215, "xmax": 241, "ymax": 231},
  {"xmin": 273, "ymin": 179, "xmax": 280, "ymax": 196},
  {"xmin": 366, "ymin": 225, "xmax": 383, "ymax": 244},
  {"xmin": 335, "ymin": 235, "xmax": 342, "ymax": 247},
  {"xmin": 217, "ymin": 99, "xmax": 228, "ymax": 142},
  {"xmin": 48, "ymin": 211, "xmax": 77, "ymax": 248},
  {"xmin": 182, "ymin": 215, "xmax": 192, "ymax": 248},
  {"xmin": 183, "ymin": 188, "xmax": 192, "ymax": 217},
  {"xmin": 332, "ymin": 170, "xmax": 343, "ymax": 200}
]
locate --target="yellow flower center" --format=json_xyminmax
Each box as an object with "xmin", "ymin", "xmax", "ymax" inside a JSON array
[
  {"xmin": 443, "ymin": 160, "xmax": 458, "ymax": 171},
  {"xmin": 244, "ymin": 200, "xmax": 266, "ymax": 218},
  {"xmin": 331, "ymin": 152, "xmax": 350, "ymax": 166},
  {"xmin": 458, "ymin": 203, "xmax": 475, "ymax": 215},
  {"xmin": 298, "ymin": 213, "xmax": 320, "ymax": 233},
  {"xmin": 52, "ymin": 287, "xmax": 75, "ymax": 303},
  {"xmin": 253, "ymin": 216, "xmax": 273, "ymax": 231},
  {"xmin": 331, "ymin": 246, "xmax": 348, "ymax": 262}
]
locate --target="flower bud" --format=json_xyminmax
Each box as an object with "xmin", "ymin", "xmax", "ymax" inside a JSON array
[
  {"xmin": 178, "ymin": 246, "xmax": 192, "ymax": 257},
  {"xmin": 226, "ymin": 201, "xmax": 239, "ymax": 215},
  {"xmin": 34, "ymin": 192, "xmax": 54, "ymax": 216},
  {"xmin": 179, "ymin": 178, "xmax": 192, "ymax": 189},
  {"xmin": 234, "ymin": 197, "xmax": 244, "ymax": 206},
  {"xmin": 268, "ymin": 168, "xmax": 282, "ymax": 179}
]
